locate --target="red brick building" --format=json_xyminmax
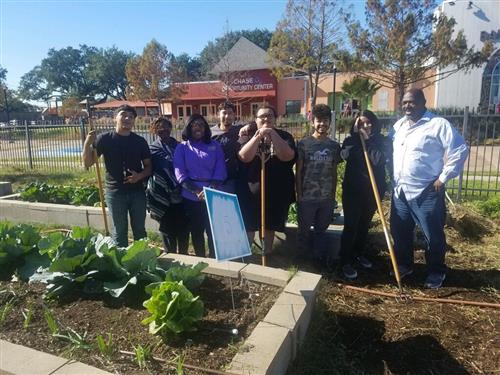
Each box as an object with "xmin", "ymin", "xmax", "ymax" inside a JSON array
[{"xmin": 171, "ymin": 37, "xmax": 279, "ymax": 119}]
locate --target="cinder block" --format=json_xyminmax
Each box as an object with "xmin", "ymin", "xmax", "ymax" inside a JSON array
[
  {"xmin": 284, "ymin": 271, "xmax": 322, "ymax": 302},
  {"xmin": 47, "ymin": 205, "xmax": 88, "ymax": 227},
  {"xmin": 52, "ymin": 360, "xmax": 111, "ymax": 374},
  {"xmin": 0, "ymin": 339, "xmax": 68, "ymax": 375},
  {"xmin": 159, "ymin": 253, "xmax": 203, "ymax": 266},
  {"xmin": 229, "ymin": 322, "xmax": 292, "ymax": 375},
  {"xmin": 262, "ymin": 292, "xmax": 310, "ymax": 357},
  {"xmin": 0, "ymin": 182, "xmax": 12, "ymax": 197},
  {"xmin": 87, "ymin": 207, "xmax": 111, "ymax": 231},
  {"xmin": 241, "ymin": 263, "xmax": 290, "ymax": 287},
  {"xmin": 158, "ymin": 253, "xmax": 244, "ymax": 278},
  {"xmin": 0, "ymin": 201, "xmax": 38, "ymax": 224}
]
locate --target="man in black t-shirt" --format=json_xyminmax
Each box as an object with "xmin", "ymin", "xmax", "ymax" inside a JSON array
[
  {"xmin": 82, "ymin": 105, "xmax": 152, "ymax": 247},
  {"xmin": 210, "ymin": 101, "xmax": 243, "ymax": 193}
]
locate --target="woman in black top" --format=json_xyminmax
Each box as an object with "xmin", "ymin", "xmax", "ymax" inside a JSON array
[
  {"xmin": 148, "ymin": 117, "xmax": 189, "ymax": 254},
  {"xmin": 340, "ymin": 110, "xmax": 387, "ymax": 280}
]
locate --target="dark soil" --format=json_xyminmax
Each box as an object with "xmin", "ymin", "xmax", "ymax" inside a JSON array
[
  {"xmin": 1, "ymin": 205, "xmax": 499, "ymax": 374},
  {"xmin": 254, "ymin": 208, "xmax": 500, "ymax": 375},
  {"xmin": 0, "ymin": 275, "xmax": 280, "ymax": 374}
]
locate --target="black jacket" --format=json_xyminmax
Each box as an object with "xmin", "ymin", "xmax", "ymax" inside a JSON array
[{"xmin": 341, "ymin": 127, "xmax": 387, "ymax": 199}]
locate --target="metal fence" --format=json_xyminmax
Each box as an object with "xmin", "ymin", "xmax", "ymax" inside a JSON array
[{"xmin": 1, "ymin": 111, "xmax": 499, "ymax": 199}]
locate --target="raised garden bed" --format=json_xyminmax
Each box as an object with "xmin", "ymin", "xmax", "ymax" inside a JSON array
[
  {"xmin": 0, "ymin": 276, "xmax": 280, "ymax": 374},
  {"xmin": 0, "ymin": 223, "xmax": 322, "ymax": 374}
]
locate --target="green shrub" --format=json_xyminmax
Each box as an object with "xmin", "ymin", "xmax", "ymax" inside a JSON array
[
  {"xmin": 19, "ymin": 182, "xmax": 100, "ymax": 206},
  {"xmin": 474, "ymin": 195, "xmax": 500, "ymax": 218}
]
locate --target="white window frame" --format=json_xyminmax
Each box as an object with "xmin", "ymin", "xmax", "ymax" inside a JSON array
[{"xmin": 177, "ymin": 105, "xmax": 192, "ymax": 119}]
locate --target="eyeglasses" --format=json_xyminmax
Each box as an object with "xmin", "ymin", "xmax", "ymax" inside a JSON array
[{"xmin": 257, "ymin": 113, "xmax": 275, "ymax": 119}]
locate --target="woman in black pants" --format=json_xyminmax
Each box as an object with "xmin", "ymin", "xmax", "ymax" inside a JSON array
[
  {"xmin": 173, "ymin": 114, "xmax": 227, "ymax": 257},
  {"xmin": 148, "ymin": 117, "xmax": 189, "ymax": 253},
  {"xmin": 340, "ymin": 110, "xmax": 387, "ymax": 280}
]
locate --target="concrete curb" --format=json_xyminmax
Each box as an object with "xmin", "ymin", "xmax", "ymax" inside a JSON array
[
  {"xmin": 160, "ymin": 253, "xmax": 322, "ymax": 375},
  {"xmin": 0, "ymin": 340, "xmax": 111, "ymax": 375},
  {"xmin": 0, "ymin": 198, "xmax": 157, "ymax": 231}
]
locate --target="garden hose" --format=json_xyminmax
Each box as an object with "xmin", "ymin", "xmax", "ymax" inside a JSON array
[{"xmin": 339, "ymin": 284, "xmax": 500, "ymax": 309}]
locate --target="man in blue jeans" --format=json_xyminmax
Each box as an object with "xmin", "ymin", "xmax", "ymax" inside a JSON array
[
  {"xmin": 389, "ymin": 88, "xmax": 468, "ymax": 289},
  {"xmin": 82, "ymin": 105, "xmax": 152, "ymax": 247}
]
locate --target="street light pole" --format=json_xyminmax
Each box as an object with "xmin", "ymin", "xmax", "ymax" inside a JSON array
[{"xmin": 331, "ymin": 64, "xmax": 337, "ymax": 140}]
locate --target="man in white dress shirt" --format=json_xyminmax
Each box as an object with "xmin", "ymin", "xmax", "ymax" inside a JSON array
[{"xmin": 389, "ymin": 88, "xmax": 468, "ymax": 289}]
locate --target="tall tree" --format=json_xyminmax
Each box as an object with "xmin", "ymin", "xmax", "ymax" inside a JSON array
[
  {"xmin": 88, "ymin": 47, "xmax": 134, "ymax": 100},
  {"xmin": 60, "ymin": 96, "xmax": 85, "ymax": 120},
  {"xmin": 173, "ymin": 53, "xmax": 202, "ymax": 81},
  {"xmin": 341, "ymin": 76, "xmax": 380, "ymax": 110},
  {"xmin": 0, "ymin": 66, "xmax": 36, "ymax": 115},
  {"xmin": 126, "ymin": 39, "xmax": 181, "ymax": 114},
  {"xmin": 199, "ymin": 28, "xmax": 273, "ymax": 77},
  {"xmin": 18, "ymin": 45, "xmax": 132, "ymax": 101},
  {"xmin": 0, "ymin": 66, "xmax": 6, "ymax": 85},
  {"xmin": 18, "ymin": 66, "xmax": 52, "ymax": 103},
  {"xmin": 268, "ymin": 0, "xmax": 344, "ymax": 106},
  {"xmin": 18, "ymin": 45, "xmax": 98, "ymax": 100},
  {"xmin": 343, "ymin": 0, "xmax": 492, "ymax": 107}
]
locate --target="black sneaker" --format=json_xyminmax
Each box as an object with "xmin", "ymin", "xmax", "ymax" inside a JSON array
[
  {"xmin": 342, "ymin": 264, "xmax": 358, "ymax": 280},
  {"xmin": 390, "ymin": 265, "xmax": 414, "ymax": 279},
  {"xmin": 356, "ymin": 256, "xmax": 373, "ymax": 269},
  {"xmin": 424, "ymin": 273, "xmax": 446, "ymax": 289}
]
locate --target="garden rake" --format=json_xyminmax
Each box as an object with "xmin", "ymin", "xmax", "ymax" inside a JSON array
[
  {"xmin": 86, "ymin": 100, "xmax": 110, "ymax": 235},
  {"xmin": 257, "ymin": 139, "xmax": 272, "ymax": 266},
  {"xmin": 359, "ymin": 132, "xmax": 411, "ymax": 302}
]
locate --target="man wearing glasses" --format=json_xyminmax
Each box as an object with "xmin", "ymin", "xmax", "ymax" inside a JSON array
[{"xmin": 238, "ymin": 105, "xmax": 296, "ymax": 252}]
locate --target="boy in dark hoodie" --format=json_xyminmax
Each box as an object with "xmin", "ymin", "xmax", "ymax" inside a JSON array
[{"xmin": 340, "ymin": 110, "xmax": 387, "ymax": 280}]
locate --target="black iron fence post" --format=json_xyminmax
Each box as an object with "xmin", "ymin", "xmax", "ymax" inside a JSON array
[
  {"xmin": 24, "ymin": 120, "xmax": 33, "ymax": 169},
  {"xmin": 79, "ymin": 117, "xmax": 86, "ymax": 146}
]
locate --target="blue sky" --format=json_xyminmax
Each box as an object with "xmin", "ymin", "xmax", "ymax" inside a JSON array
[{"xmin": 0, "ymin": 0, "xmax": 364, "ymax": 89}]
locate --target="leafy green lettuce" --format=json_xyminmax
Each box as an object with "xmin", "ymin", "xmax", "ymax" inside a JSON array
[{"xmin": 142, "ymin": 281, "xmax": 204, "ymax": 336}]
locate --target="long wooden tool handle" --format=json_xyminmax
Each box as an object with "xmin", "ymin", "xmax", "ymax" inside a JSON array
[
  {"xmin": 260, "ymin": 155, "xmax": 266, "ymax": 267},
  {"xmin": 87, "ymin": 102, "xmax": 110, "ymax": 235},
  {"xmin": 359, "ymin": 135, "xmax": 403, "ymax": 292}
]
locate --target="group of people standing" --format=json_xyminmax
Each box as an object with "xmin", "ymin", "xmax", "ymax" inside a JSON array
[{"xmin": 82, "ymin": 88, "xmax": 468, "ymax": 290}]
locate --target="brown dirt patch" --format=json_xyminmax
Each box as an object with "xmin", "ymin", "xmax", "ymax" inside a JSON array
[
  {"xmin": 0, "ymin": 275, "xmax": 280, "ymax": 374},
  {"xmin": 247, "ymin": 205, "xmax": 500, "ymax": 375}
]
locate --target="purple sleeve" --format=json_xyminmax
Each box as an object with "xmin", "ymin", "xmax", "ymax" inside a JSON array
[
  {"xmin": 173, "ymin": 143, "xmax": 188, "ymax": 184},
  {"xmin": 212, "ymin": 142, "xmax": 227, "ymax": 182}
]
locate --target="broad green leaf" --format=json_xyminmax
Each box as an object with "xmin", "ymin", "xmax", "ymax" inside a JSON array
[
  {"xmin": 103, "ymin": 276, "xmax": 138, "ymax": 297},
  {"xmin": 121, "ymin": 240, "xmax": 159, "ymax": 273},
  {"xmin": 17, "ymin": 251, "xmax": 50, "ymax": 281},
  {"xmin": 38, "ymin": 232, "xmax": 65, "ymax": 259},
  {"xmin": 71, "ymin": 226, "xmax": 93, "ymax": 241}
]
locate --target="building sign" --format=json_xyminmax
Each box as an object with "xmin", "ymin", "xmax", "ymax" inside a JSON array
[
  {"xmin": 225, "ymin": 70, "xmax": 276, "ymax": 92},
  {"xmin": 480, "ymin": 29, "xmax": 500, "ymax": 44}
]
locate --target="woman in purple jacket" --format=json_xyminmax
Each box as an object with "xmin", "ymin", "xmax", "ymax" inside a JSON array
[{"xmin": 174, "ymin": 114, "xmax": 227, "ymax": 257}]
